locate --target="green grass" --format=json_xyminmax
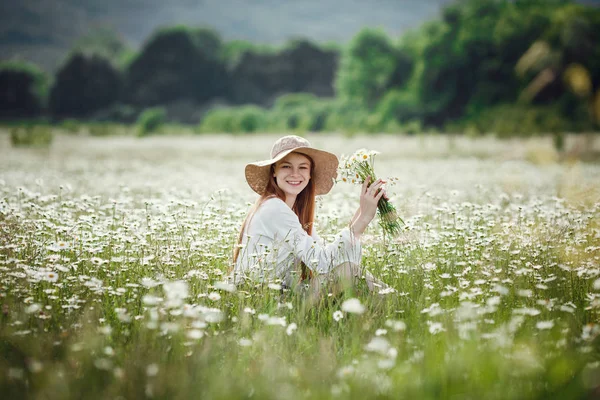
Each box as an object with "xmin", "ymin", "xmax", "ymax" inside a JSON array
[{"xmin": 0, "ymin": 131, "xmax": 599, "ymax": 399}]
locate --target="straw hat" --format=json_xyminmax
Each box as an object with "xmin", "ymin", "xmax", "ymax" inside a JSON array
[{"xmin": 245, "ymin": 135, "xmax": 339, "ymax": 196}]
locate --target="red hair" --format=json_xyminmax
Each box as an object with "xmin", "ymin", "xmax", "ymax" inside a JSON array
[{"xmin": 233, "ymin": 153, "xmax": 316, "ymax": 281}]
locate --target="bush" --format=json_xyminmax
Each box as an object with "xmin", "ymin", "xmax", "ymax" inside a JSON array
[
  {"xmin": 88, "ymin": 123, "xmax": 116, "ymax": 137},
  {"xmin": 375, "ymin": 90, "xmax": 423, "ymax": 124},
  {"xmin": 137, "ymin": 107, "xmax": 167, "ymax": 136},
  {"xmin": 233, "ymin": 106, "xmax": 268, "ymax": 133},
  {"xmin": 0, "ymin": 61, "xmax": 48, "ymax": 119},
  {"xmin": 10, "ymin": 126, "xmax": 53, "ymax": 147},
  {"xmin": 323, "ymin": 99, "xmax": 371, "ymax": 133},
  {"xmin": 198, "ymin": 106, "xmax": 269, "ymax": 133},
  {"xmin": 454, "ymin": 104, "xmax": 574, "ymax": 137},
  {"xmin": 198, "ymin": 108, "xmax": 236, "ymax": 133},
  {"xmin": 270, "ymin": 94, "xmax": 336, "ymax": 132},
  {"xmin": 91, "ymin": 103, "xmax": 138, "ymax": 124},
  {"xmin": 60, "ymin": 119, "xmax": 81, "ymax": 134}
]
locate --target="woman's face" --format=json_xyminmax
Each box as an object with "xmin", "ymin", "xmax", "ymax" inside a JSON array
[{"xmin": 273, "ymin": 153, "xmax": 311, "ymax": 200}]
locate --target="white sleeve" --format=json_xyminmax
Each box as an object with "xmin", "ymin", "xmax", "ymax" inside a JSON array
[
  {"xmin": 262, "ymin": 199, "xmax": 362, "ymax": 274},
  {"xmin": 311, "ymin": 228, "xmax": 322, "ymax": 245}
]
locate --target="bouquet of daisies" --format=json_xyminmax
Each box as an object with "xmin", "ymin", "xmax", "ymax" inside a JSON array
[{"xmin": 339, "ymin": 149, "xmax": 404, "ymax": 236}]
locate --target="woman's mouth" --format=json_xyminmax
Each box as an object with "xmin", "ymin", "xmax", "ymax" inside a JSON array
[{"xmin": 287, "ymin": 181, "xmax": 302, "ymax": 186}]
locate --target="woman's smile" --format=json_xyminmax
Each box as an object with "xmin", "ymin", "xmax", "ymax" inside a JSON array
[{"xmin": 273, "ymin": 153, "xmax": 312, "ymax": 207}]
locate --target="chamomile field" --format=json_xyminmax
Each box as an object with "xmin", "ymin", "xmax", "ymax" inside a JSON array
[{"xmin": 1, "ymin": 131, "xmax": 600, "ymax": 399}]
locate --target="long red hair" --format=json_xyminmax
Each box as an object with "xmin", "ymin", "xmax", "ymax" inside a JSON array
[{"xmin": 233, "ymin": 153, "xmax": 316, "ymax": 280}]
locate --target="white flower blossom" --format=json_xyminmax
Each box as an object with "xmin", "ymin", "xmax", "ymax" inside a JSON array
[{"xmin": 341, "ymin": 298, "xmax": 365, "ymax": 314}]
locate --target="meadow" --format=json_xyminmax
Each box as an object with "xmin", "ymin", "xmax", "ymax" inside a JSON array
[{"xmin": 1, "ymin": 130, "xmax": 599, "ymax": 399}]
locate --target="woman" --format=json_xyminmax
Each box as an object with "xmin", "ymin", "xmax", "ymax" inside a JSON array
[{"xmin": 233, "ymin": 135, "xmax": 388, "ymax": 296}]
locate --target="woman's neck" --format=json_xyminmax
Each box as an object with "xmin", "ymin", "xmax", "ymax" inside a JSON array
[{"xmin": 284, "ymin": 195, "xmax": 296, "ymax": 209}]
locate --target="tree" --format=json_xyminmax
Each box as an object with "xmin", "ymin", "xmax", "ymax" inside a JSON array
[
  {"xmin": 125, "ymin": 26, "xmax": 227, "ymax": 106},
  {"xmin": 0, "ymin": 61, "xmax": 47, "ymax": 119},
  {"xmin": 336, "ymin": 28, "xmax": 406, "ymax": 108},
  {"xmin": 228, "ymin": 39, "xmax": 338, "ymax": 106},
  {"xmin": 516, "ymin": 4, "xmax": 600, "ymax": 130},
  {"xmin": 70, "ymin": 26, "xmax": 133, "ymax": 68},
  {"xmin": 49, "ymin": 53, "xmax": 122, "ymax": 118}
]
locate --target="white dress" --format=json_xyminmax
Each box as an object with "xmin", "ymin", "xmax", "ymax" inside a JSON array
[{"xmin": 233, "ymin": 197, "xmax": 362, "ymax": 286}]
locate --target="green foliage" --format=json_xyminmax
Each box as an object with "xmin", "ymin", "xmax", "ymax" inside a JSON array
[
  {"xmin": 397, "ymin": 119, "xmax": 424, "ymax": 135},
  {"xmin": 69, "ymin": 27, "xmax": 132, "ymax": 69},
  {"xmin": 0, "ymin": 61, "xmax": 49, "ymax": 118},
  {"xmin": 320, "ymin": 40, "xmax": 343, "ymax": 53},
  {"xmin": 221, "ymin": 40, "xmax": 277, "ymax": 67},
  {"xmin": 137, "ymin": 107, "xmax": 167, "ymax": 136},
  {"xmin": 399, "ymin": 0, "xmax": 559, "ymax": 124},
  {"xmin": 198, "ymin": 106, "xmax": 269, "ymax": 133},
  {"xmin": 91, "ymin": 103, "xmax": 138, "ymax": 124},
  {"xmin": 234, "ymin": 105, "xmax": 268, "ymax": 133},
  {"xmin": 0, "ymin": 61, "xmax": 49, "ymax": 102},
  {"xmin": 149, "ymin": 25, "xmax": 223, "ymax": 60},
  {"xmin": 126, "ymin": 26, "xmax": 227, "ymax": 107},
  {"xmin": 199, "ymin": 95, "xmax": 345, "ymax": 134},
  {"xmin": 323, "ymin": 99, "xmax": 372, "ymax": 133},
  {"xmin": 88, "ymin": 123, "xmax": 114, "ymax": 137},
  {"xmin": 198, "ymin": 108, "xmax": 235, "ymax": 133},
  {"xmin": 9, "ymin": 125, "xmax": 53, "ymax": 147},
  {"xmin": 270, "ymin": 93, "xmax": 336, "ymax": 132},
  {"xmin": 375, "ymin": 90, "xmax": 422, "ymax": 125},
  {"xmin": 553, "ymin": 131, "xmax": 565, "ymax": 152},
  {"xmin": 49, "ymin": 53, "xmax": 122, "ymax": 119},
  {"xmin": 60, "ymin": 119, "xmax": 80, "ymax": 134},
  {"xmin": 6, "ymin": 0, "xmax": 600, "ymax": 135},
  {"xmin": 453, "ymin": 103, "xmax": 573, "ymax": 137},
  {"xmin": 336, "ymin": 28, "xmax": 399, "ymax": 108}
]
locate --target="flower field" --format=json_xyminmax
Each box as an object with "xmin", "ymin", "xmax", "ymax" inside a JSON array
[{"xmin": 1, "ymin": 131, "xmax": 599, "ymax": 399}]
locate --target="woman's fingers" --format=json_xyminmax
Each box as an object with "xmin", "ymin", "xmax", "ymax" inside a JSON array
[
  {"xmin": 368, "ymin": 181, "xmax": 384, "ymax": 195},
  {"xmin": 362, "ymin": 176, "xmax": 371, "ymax": 194}
]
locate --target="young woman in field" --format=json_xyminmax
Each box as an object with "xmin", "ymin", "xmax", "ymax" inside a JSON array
[{"xmin": 232, "ymin": 135, "xmax": 389, "ymax": 297}]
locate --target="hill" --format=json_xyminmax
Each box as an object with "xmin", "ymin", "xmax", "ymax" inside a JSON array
[{"xmin": 0, "ymin": 0, "xmax": 454, "ymax": 71}]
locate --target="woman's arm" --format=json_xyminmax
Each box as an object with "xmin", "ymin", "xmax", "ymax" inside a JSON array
[
  {"xmin": 261, "ymin": 199, "xmax": 362, "ymax": 274},
  {"xmin": 350, "ymin": 207, "xmax": 361, "ymax": 225}
]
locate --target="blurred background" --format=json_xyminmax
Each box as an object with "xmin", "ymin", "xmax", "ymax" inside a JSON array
[{"xmin": 1, "ymin": 0, "xmax": 600, "ymax": 142}]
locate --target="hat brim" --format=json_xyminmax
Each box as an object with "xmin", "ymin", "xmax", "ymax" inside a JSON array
[{"xmin": 245, "ymin": 147, "xmax": 339, "ymax": 196}]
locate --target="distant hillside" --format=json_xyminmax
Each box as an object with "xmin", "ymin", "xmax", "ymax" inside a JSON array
[
  {"xmin": 0, "ymin": 0, "xmax": 453, "ymax": 71},
  {"xmin": 2, "ymin": 0, "xmax": 598, "ymax": 72}
]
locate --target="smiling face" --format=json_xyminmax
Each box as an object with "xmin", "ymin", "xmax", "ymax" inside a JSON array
[{"xmin": 273, "ymin": 152, "xmax": 312, "ymax": 206}]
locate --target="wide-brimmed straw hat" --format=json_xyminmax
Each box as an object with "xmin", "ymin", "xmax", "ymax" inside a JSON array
[{"xmin": 245, "ymin": 135, "xmax": 339, "ymax": 196}]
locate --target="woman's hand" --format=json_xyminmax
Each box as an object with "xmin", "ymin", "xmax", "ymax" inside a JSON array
[
  {"xmin": 359, "ymin": 176, "xmax": 385, "ymax": 222},
  {"xmin": 351, "ymin": 176, "xmax": 386, "ymax": 239}
]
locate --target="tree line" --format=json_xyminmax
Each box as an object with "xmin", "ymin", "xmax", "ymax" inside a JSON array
[{"xmin": 1, "ymin": 0, "xmax": 599, "ymax": 136}]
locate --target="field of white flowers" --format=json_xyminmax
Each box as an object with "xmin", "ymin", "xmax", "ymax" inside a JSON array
[{"xmin": 1, "ymin": 131, "xmax": 599, "ymax": 399}]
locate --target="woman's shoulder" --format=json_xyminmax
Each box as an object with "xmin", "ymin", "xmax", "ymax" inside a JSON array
[
  {"xmin": 252, "ymin": 197, "xmax": 297, "ymax": 229},
  {"xmin": 255, "ymin": 197, "xmax": 293, "ymax": 217},
  {"xmin": 259, "ymin": 197, "xmax": 290, "ymax": 212}
]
